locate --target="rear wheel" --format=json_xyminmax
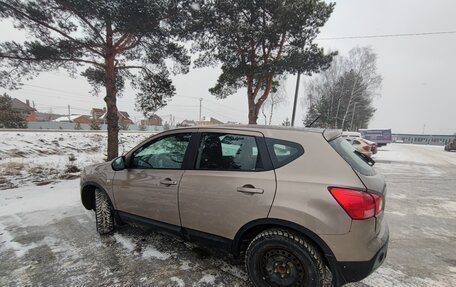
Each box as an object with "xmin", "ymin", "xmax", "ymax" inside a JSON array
[
  {"xmin": 246, "ymin": 229, "xmax": 327, "ymax": 287},
  {"xmin": 95, "ymin": 189, "xmax": 114, "ymax": 234}
]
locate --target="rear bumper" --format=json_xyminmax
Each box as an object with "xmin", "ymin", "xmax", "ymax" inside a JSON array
[
  {"xmin": 320, "ymin": 217, "xmax": 389, "ymax": 286},
  {"xmin": 335, "ymin": 238, "xmax": 388, "ymax": 285}
]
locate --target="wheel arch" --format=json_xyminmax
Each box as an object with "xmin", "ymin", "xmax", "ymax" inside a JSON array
[
  {"xmin": 81, "ymin": 181, "xmax": 109, "ymax": 210},
  {"xmin": 232, "ymin": 218, "xmax": 342, "ymax": 286}
]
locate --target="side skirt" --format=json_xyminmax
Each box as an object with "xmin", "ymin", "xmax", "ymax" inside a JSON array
[{"xmin": 116, "ymin": 210, "xmax": 232, "ymax": 252}]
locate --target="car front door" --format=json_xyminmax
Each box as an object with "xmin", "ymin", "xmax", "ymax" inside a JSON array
[
  {"xmin": 112, "ymin": 131, "xmax": 193, "ymax": 227},
  {"xmin": 178, "ymin": 129, "xmax": 276, "ymax": 240}
]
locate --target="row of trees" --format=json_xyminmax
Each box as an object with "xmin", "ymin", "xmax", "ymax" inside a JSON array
[
  {"xmin": 0, "ymin": 0, "xmax": 336, "ymax": 160},
  {"xmin": 303, "ymin": 47, "xmax": 382, "ymax": 130}
]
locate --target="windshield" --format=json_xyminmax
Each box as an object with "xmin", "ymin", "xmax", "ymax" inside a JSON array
[{"xmin": 329, "ymin": 137, "xmax": 376, "ymax": 176}]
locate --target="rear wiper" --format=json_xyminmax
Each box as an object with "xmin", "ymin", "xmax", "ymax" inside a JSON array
[{"xmin": 354, "ymin": 150, "xmax": 375, "ymax": 166}]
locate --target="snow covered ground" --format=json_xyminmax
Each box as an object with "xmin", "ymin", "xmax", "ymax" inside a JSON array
[
  {"xmin": 1, "ymin": 132, "xmax": 455, "ymax": 286},
  {"xmin": 0, "ymin": 131, "xmax": 152, "ymax": 189}
]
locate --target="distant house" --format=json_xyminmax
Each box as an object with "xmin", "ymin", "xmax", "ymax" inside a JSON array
[
  {"xmin": 119, "ymin": 111, "xmax": 133, "ymax": 125},
  {"xmin": 178, "ymin": 119, "xmax": 196, "ymax": 127},
  {"xmin": 195, "ymin": 116, "xmax": 224, "ymax": 126},
  {"xmin": 100, "ymin": 110, "xmax": 133, "ymax": 126},
  {"xmin": 138, "ymin": 114, "xmax": 162, "ymax": 126},
  {"xmin": 11, "ymin": 98, "xmax": 36, "ymax": 121},
  {"xmin": 149, "ymin": 114, "xmax": 162, "ymax": 126},
  {"xmin": 53, "ymin": 115, "xmax": 91, "ymax": 124},
  {"xmin": 91, "ymin": 108, "xmax": 105, "ymax": 122}
]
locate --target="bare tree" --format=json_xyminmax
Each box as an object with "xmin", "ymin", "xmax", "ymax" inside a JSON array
[
  {"xmin": 303, "ymin": 46, "xmax": 382, "ymax": 130},
  {"xmin": 261, "ymin": 77, "xmax": 288, "ymax": 125},
  {"xmin": 301, "ymin": 53, "xmax": 345, "ymax": 128},
  {"xmin": 339, "ymin": 47, "xmax": 382, "ymax": 129}
]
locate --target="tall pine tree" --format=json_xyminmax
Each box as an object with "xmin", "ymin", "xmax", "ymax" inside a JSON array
[
  {"xmin": 0, "ymin": 0, "xmax": 192, "ymax": 159},
  {"xmin": 190, "ymin": 0, "xmax": 336, "ymax": 124}
]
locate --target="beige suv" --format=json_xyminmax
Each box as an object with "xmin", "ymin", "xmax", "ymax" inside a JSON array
[{"xmin": 81, "ymin": 125, "xmax": 388, "ymax": 287}]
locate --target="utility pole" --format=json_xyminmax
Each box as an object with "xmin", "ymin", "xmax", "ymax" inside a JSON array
[
  {"xmin": 291, "ymin": 72, "xmax": 301, "ymax": 126},
  {"xmin": 199, "ymin": 98, "xmax": 203, "ymax": 121},
  {"xmin": 350, "ymin": 102, "xmax": 357, "ymax": 130},
  {"xmin": 68, "ymin": 105, "xmax": 71, "ymax": 122}
]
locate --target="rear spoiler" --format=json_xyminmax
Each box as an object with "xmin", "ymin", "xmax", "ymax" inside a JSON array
[{"xmin": 323, "ymin": 129, "xmax": 342, "ymax": 141}]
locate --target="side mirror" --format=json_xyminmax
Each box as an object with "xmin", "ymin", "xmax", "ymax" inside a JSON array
[{"xmin": 111, "ymin": 156, "xmax": 126, "ymax": 171}]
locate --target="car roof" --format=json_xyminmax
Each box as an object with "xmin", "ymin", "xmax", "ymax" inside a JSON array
[{"xmin": 176, "ymin": 124, "xmax": 326, "ymax": 134}]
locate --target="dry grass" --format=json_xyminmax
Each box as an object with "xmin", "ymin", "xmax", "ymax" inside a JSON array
[
  {"xmin": 1, "ymin": 162, "xmax": 26, "ymax": 176},
  {"xmin": 28, "ymin": 165, "xmax": 59, "ymax": 176}
]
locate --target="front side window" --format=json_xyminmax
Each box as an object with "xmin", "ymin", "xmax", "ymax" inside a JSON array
[
  {"xmin": 131, "ymin": 133, "xmax": 191, "ymax": 169},
  {"xmin": 195, "ymin": 133, "xmax": 263, "ymax": 171}
]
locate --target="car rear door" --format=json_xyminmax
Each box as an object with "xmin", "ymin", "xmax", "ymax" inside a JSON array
[
  {"xmin": 178, "ymin": 129, "xmax": 276, "ymax": 240},
  {"xmin": 112, "ymin": 131, "xmax": 194, "ymax": 227}
]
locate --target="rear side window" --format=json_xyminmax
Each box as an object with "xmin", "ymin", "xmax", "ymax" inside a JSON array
[
  {"xmin": 329, "ymin": 137, "xmax": 376, "ymax": 176},
  {"xmin": 265, "ymin": 138, "xmax": 304, "ymax": 169}
]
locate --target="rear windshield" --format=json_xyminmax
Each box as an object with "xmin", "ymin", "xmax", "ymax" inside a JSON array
[{"xmin": 329, "ymin": 137, "xmax": 376, "ymax": 176}]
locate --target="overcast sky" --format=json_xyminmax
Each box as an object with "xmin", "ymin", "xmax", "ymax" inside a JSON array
[{"xmin": 1, "ymin": 0, "xmax": 455, "ymax": 134}]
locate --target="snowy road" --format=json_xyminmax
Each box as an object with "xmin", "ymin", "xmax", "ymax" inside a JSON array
[{"xmin": 1, "ymin": 143, "xmax": 456, "ymax": 286}]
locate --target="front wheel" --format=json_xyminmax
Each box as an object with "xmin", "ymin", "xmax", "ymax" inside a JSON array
[
  {"xmin": 245, "ymin": 229, "xmax": 327, "ymax": 287},
  {"xmin": 94, "ymin": 189, "xmax": 114, "ymax": 234}
]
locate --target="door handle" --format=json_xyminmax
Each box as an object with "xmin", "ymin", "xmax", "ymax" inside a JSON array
[
  {"xmin": 237, "ymin": 185, "xmax": 264, "ymax": 194},
  {"xmin": 160, "ymin": 178, "xmax": 177, "ymax": 186}
]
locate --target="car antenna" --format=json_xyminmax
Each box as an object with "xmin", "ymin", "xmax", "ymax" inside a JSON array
[
  {"xmin": 305, "ymin": 92, "xmax": 349, "ymax": 128},
  {"xmin": 305, "ymin": 114, "xmax": 320, "ymax": 128}
]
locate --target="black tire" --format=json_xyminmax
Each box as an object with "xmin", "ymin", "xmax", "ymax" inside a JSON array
[
  {"xmin": 246, "ymin": 229, "xmax": 327, "ymax": 287},
  {"xmin": 95, "ymin": 189, "xmax": 114, "ymax": 235}
]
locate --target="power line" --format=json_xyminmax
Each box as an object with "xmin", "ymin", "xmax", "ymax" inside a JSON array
[
  {"xmin": 12, "ymin": 90, "xmax": 100, "ymax": 105},
  {"xmin": 204, "ymin": 98, "xmax": 244, "ymax": 114},
  {"xmin": 167, "ymin": 104, "xmax": 199, "ymax": 108},
  {"xmin": 317, "ymin": 30, "xmax": 456, "ymax": 40},
  {"xmin": 17, "ymin": 85, "xmax": 101, "ymax": 104},
  {"xmin": 175, "ymin": 94, "xmax": 243, "ymax": 113},
  {"xmin": 203, "ymin": 106, "xmax": 240, "ymax": 122},
  {"xmin": 22, "ymin": 83, "xmax": 88, "ymax": 97}
]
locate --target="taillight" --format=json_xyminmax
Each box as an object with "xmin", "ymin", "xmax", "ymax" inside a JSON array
[
  {"xmin": 329, "ymin": 187, "xmax": 382, "ymax": 220},
  {"xmin": 362, "ymin": 145, "xmax": 370, "ymax": 151},
  {"xmin": 372, "ymin": 193, "xmax": 383, "ymax": 214}
]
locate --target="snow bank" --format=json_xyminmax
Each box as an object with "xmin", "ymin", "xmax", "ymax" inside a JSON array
[{"xmin": 0, "ymin": 131, "xmax": 153, "ymax": 189}]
